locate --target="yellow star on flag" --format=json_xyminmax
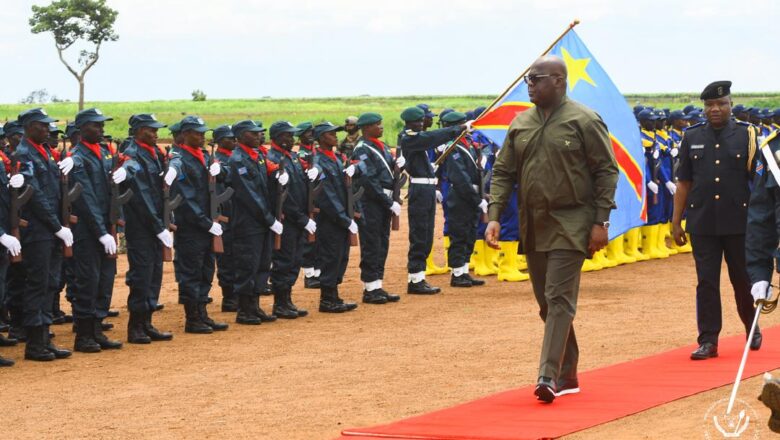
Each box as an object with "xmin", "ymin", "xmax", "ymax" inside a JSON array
[{"xmin": 561, "ymin": 47, "xmax": 596, "ymax": 92}]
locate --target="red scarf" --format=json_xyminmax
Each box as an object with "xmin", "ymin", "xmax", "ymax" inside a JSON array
[
  {"xmin": 136, "ymin": 140, "xmax": 158, "ymax": 159},
  {"xmin": 271, "ymin": 142, "xmax": 292, "ymax": 159},
  {"xmin": 26, "ymin": 138, "xmax": 50, "ymax": 161},
  {"xmin": 0, "ymin": 150, "xmax": 10, "ymax": 174},
  {"xmin": 239, "ymin": 143, "xmax": 259, "ymax": 162},
  {"xmin": 259, "ymin": 145, "xmax": 269, "ymax": 157},
  {"xmin": 82, "ymin": 141, "xmax": 103, "ymax": 159},
  {"xmin": 300, "ymin": 143, "xmax": 314, "ymax": 152},
  {"xmin": 367, "ymin": 137, "xmax": 385, "ymax": 152},
  {"xmin": 179, "ymin": 144, "xmax": 206, "ymax": 167},
  {"xmin": 49, "ymin": 146, "xmax": 62, "ymax": 162},
  {"xmin": 317, "ymin": 147, "xmax": 337, "ymax": 162},
  {"xmin": 217, "ymin": 147, "xmax": 233, "ymax": 158}
]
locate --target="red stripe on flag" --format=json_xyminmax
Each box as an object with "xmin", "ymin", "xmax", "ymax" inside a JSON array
[
  {"xmin": 475, "ymin": 103, "xmax": 532, "ymax": 127},
  {"xmin": 610, "ymin": 135, "xmax": 644, "ymax": 205}
]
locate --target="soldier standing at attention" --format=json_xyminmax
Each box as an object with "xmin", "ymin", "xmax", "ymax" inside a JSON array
[
  {"xmin": 486, "ymin": 56, "xmax": 618, "ymax": 403},
  {"xmin": 0, "ymin": 146, "xmax": 24, "ymax": 366},
  {"xmin": 672, "ymin": 81, "xmax": 761, "ymax": 360},
  {"xmin": 295, "ymin": 122, "xmax": 321, "ymax": 289},
  {"xmin": 211, "ymin": 125, "xmax": 238, "ymax": 312},
  {"xmin": 398, "ymin": 106, "xmax": 468, "ymax": 294}
]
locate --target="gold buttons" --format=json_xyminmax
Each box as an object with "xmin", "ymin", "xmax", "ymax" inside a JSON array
[
  {"xmin": 715, "ymin": 177, "xmax": 720, "ymax": 182},
  {"xmin": 743, "ymin": 203, "xmax": 747, "ymax": 207},
  {"xmin": 690, "ymin": 203, "xmax": 695, "ymax": 208},
  {"xmin": 715, "ymin": 194, "xmax": 720, "ymax": 200},
  {"xmin": 737, "ymin": 154, "xmax": 741, "ymax": 158},
  {"xmin": 715, "ymin": 143, "xmax": 720, "ymax": 148},
  {"xmin": 715, "ymin": 159, "xmax": 720, "ymax": 165}
]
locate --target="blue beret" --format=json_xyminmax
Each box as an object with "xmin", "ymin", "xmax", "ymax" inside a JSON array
[
  {"xmin": 313, "ymin": 122, "xmax": 344, "ymax": 139},
  {"xmin": 75, "ymin": 108, "xmax": 112, "ymax": 127},
  {"xmin": 179, "ymin": 115, "xmax": 210, "ymax": 133},
  {"xmin": 269, "ymin": 121, "xmax": 298, "ymax": 139},
  {"xmin": 213, "ymin": 124, "xmax": 236, "ymax": 141}
]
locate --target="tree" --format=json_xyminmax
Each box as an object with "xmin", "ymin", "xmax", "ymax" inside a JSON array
[{"xmin": 29, "ymin": 0, "xmax": 118, "ymax": 110}]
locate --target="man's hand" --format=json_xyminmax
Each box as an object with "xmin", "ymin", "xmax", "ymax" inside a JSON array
[
  {"xmin": 395, "ymin": 155, "xmax": 406, "ymax": 169},
  {"xmin": 672, "ymin": 222, "xmax": 687, "ymax": 246},
  {"xmin": 752, "ymin": 281, "xmax": 772, "ymax": 303},
  {"xmin": 647, "ymin": 181, "xmax": 659, "ymax": 194},
  {"xmin": 588, "ymin": 224, "xmax": 608, "ymax": 255},
  {"xmin": 485, "ymin": 221, "xmax": 501, "ymax": 249}
]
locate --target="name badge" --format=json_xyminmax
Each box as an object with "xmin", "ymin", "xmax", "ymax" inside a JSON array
[{"xmin": 691, "ymin": 144, "xmax": 704, "ymax": 150}]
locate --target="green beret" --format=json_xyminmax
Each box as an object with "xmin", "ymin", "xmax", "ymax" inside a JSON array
[
  {"xmin": 441, "ymin": 111, "xmax": 467, "ymax": 124},
  {"xmin": 169, "ymin": 122, "xmax": 182, "ymax": 134},
  {"xmin": 400, "ymin": 106, "xmax": 425, "ymax": 122},
  {"xmin": 357, "ymin": 112, "xmax": 382, "ymax": 127}
]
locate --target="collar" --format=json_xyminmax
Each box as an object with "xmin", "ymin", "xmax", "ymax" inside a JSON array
[
  {"xmin": 81, "ymin": 141, "xmax": 103, "ymax": 159},
  {"xmin": 239, "ymin": 143, "xmax": 259, "ymax": 162},
  {"xmin": 217, "ymin": 147, "xmax": 233, "ymax": 158},
  {"xmin": 318, "ymin": 147, "xmax": 338, "ymax": 162},
  {"xmin": 259, "ymin": 144, "xmax": 269, "ymax": 157},
  {"xmin": 26, "ymin": 138, "xmax": 51, "ymax": 161},
  {"xmin": 179, "ymin": 144, "xmax": 206, "ymax": 167},
  {"xmin": 271, "ymin": 142, "xmax": 292, "ymax": 159},
  {"xmin": 135, "ymin": 140, "xmax": 158, "ymax": 159},
  {"xmin": 300, "ymin": 143, "xmax": 314, "ymax": 151},
  {"xmin": 366, "ymin": 137, "xmax": 385, "ymax": 152}
]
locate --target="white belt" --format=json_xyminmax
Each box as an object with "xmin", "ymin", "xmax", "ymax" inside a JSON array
[
  {"xmin": 382, "ymin": 189, "xmax": 393, "ymax": 197},
  {"xmin": 410, "ymin": 177, "xmax": 438, "ymax": 185}
]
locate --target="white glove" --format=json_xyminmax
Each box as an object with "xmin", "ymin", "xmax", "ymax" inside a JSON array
[
  {"xmin": 58, "ymin": 157, "xmax": 74, "ymax": 176},
  {"xmin": 344, "ymin": 164, "xmax": 356, "ymax": 177},
  {"xmin": 164, "ymin": 167, "xmax": 177, "ymax": 186},
  {"xmin": 99, "ymin": 233, "xmax": 117, "ymax": 255},
  {"xmin": 306, "ymin": 167, "xmax": 319, "ymax": 181},
  {"xmin": 436, "ymin": 144, "xmax": 447, "ymax": 153},
  {"xmin": 270, "ymin": 220, "xmax": 283, "ymax": 235},
  {"xmin": 390, "ymin": 201, "xmax": 401, "ymax": 216},
  {"xmin": 395, "ymin": 155, "xmax": 406, "ymax": 169},
  {"xmin": 8, "ymin": 174, "xmax": 23, "ymax": 188},
  {"xmin": 208, "ymin": 222, "xmax": 223, "ymax": 236},
  {"xmin": 652, "ymin": 149, "xmax": 660, "ymax": 160},
  {"xmin": 478, "ymin": 199, "xmax": 488, "ymax": 213},
  {"xmin": 112, "ymin": 167, "xmax": 127, "ymax": 184},
  {"xmin": 209, "ymin": 162, "xmax": 221, "ymax": 176},
  {"xmin": 464, "ymin": 120, "xmax": 475, "ymax": 133},
  {"xmin": 156, "ymin": 229, "xmax": 173, "ymax": 248},
  {"xmin": 670, "ymin": 148, "xmax": 679, "ymax": 158},
  {"xmin": 752, "ymin": 281, "xmax": 772, "ymax": 303},
  {"xmin": 665, "ymin": 181, "xmax": 677, "ymax": 195},
  {"xmin": 436, "ymin": 190, "xmax": 443, "ymax": 203},
  {"xmin": 277, "ymin": 171, "xmax": 289, "ymax": 186},
  {"xmin": 480, "ymin": 154, "xmax": 488, "ymax": 169},
  {"xmin": 348, "ymin": 220, "xmax": 358, "ymax": 235},
  {"xmin": 432, "ymin": 164, "xmax": 439, "ymax": 173},
  {"xmin": 304, "ymin": 219, "xmax": 317, "ymax": 235},
  {"xmin": 0, "ymin": 234, "xmax": 21, "ymax": 257},
  {"xmin": 647, "ymin": 181, "xmax": 659, "ymax": 194},
  {"xmin": 55, "ymin": 227, "xmax": 73, "ymax": 247}
]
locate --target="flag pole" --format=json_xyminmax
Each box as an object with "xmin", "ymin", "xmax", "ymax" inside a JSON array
[{"xmin": 433, "ymin": 19, "xmax": 581, "ymax": 167}]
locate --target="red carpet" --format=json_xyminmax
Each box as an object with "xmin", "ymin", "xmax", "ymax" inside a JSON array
[{"xmin": 338, "ymin": 325, "xmax": 780, "ymax": 440}]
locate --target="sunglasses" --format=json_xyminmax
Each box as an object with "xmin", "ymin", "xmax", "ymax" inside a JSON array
[{"xmin": 524, "ymin": 74, "xmax": 558, "ymax": 84}]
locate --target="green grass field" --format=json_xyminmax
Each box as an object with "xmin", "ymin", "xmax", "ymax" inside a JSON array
[{"xmin": 1, "ymin": 93, "xmax": 779, "ymax": 143}]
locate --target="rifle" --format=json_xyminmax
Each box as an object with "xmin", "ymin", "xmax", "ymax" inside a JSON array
[
  {"xmin": 345, "ymin": 174, "xmax": 364, "ymax": 247},
  {"xmin": 391, "ymin": 164, "xmax": 407, "ymax": 231},
  {"xmin": 60, "ymin": 139, "xmax": 82, "ymax": 258},
  {"xmin": 208, "ymin": 149, "xmax": 233, "ymax": 254},
  {"xmin": 273, "ymin": 170, "xmax": 288, "ymax": 250},
  {"xmin": 161, "ymin": 161, "xmax": 182, "ymax": 262},
  {"xmin": 8, "ymin": 161, "xmax": 32, "ymax": 263},
  {"xmin": 306, "ymin": 178, "xmax": 323, "ymax": 243},
  {"xmin": 107, "ymin": 152, "xmax": 133, "ymax": 260}
]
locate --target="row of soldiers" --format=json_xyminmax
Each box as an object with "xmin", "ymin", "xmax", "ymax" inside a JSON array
[{"xmin": 0, "ymin": 103, "xmax": 490, "ymax": 367}]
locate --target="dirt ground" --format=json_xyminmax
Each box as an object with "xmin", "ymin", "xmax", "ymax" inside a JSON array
[{"xmin": 3, "ymin": 205, "xmax": 780, "ymax": 440}]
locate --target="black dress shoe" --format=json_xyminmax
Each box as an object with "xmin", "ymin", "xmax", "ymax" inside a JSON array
[
  {"xmin": 691, "ymin": 342, "xmax": 718, "ymax": 360},
  {"xmin": 555, "ymin": 378, "xmax": 580, "ymax": 397},
  {"xmin": 750, "ymin": 331, "xmax": 763, "ymax": 351},
  {"xmin": 319, "ymin": 299, "xmax": 351, "ymax": 313},
  {"xmin": 407, "ymin": 280, "xmax": 441, "ymax": 295},
  {"xmin": 466, "ymin": 274, "xmax": 485, "ymax": 286},
  {"xmin": 362, "ymin": 290, "xmax": 388, "ymax": 305},
  {"xmin": 0, "ymin": 334, "xmax": 18, "ymax": 347},
  {"xmin": 335, "ymin": 297, "xmax": 358, "ymax": 311},
  {"xmin": 304, "ymin": 276, "xmax": 321, "ymax": 289},
  {"xmin": 450, "ymin": 274, "xmax": 473, "ymax": 287},
  {"xmin": 379, "ymin": 289, "xmax": 400, "ymax": 302},
  {"xmin": 534, "ymin": 376, "xmax": 556, "ymax": 403},
  {"xmin": 107, "ymin": 309, "xmax": 120, "ymax": 318},
  {"xmin": 0, "ymin": 355, "xmax": 13, "ymax": 367},
  {"xmin": 154, "ymin": 303, "xmax": 165, "ymax": 312}
]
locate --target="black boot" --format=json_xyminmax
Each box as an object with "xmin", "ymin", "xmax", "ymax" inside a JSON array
[
  {"xmin": 333, "ymin": 286, "xmax": 358, "ymax": 311},
  {"xmin": 252, "ymin": 295, "xmax": 276, "ymax": 322},
  {"xmin": 199, "ymin": 303, "xmax": 229, "ymax": 331},
  {"xmin": 184, "ymin": 302, "xmax": 213, "ymax": 334},
  {"xmin": 319, "ymin": 286, "xmax": 351, "ymax": 313},
  {"xmin": 144, "ymin": 311, "xmax": 173, "ymax": 341},
  {"xmin": 94, "ymin": 319, "xmax": 123, "ymax": 350},
  {"xmin": 0, "ymin": 354, "xmax": 13, "ymax": 367},
  {"xmin": 24, "ymin": 326, "xmax": 55, "ymax": 361},
  {"xmin": 221, "ymin": 286, "xmax": 238, "ymax": 312},
  {"xmin": 74, "ymin": 318, "xmax": 101, "ymax": 353},
  {"xmin": 286, "ymin": 289, "xmax": 308, "ymax": 317},
  {"xmin": 272, "ymin": 288, "xmax": 298, "ymax": 319},
  {"xmin": 8, "ymin": 308, "xmax": 26, "ymax": 342},
  {"xmin": 127, "ymin": 311, "xmax": 152, "ymax": 344},
  {"xmin": 304, "ymin": 276, "xmax": 320, "ymax": 289},
  {"xmin": 236, "ymin": 295, "xmax": 262, "ymax": 325},
  {"xmin": 44, "ymin": 326, "xmax": 71, "ymax": 359},
  {"xmin": 0, "ymin": 333, "xmax": 18, "ymax": 347}
]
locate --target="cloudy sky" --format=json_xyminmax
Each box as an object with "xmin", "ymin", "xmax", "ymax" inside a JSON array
[{"xmin": 1, "ymin": 0, "xmax": 777, "ymax": 104}]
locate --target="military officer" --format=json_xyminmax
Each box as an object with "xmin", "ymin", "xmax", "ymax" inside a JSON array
[
  {"xmin": 267, "ymin": 121, "xmax": 313, "ymax": 319},
  {"xmin": 672, "ymin": 81, "xmax": 760, "ymax": 360},
  {"xmin": 118, "ymin": 114, "xmax": 174, "ymax": 344},
  {"xmin": 167, "ymin": 116, "xmax": 230, "ymax": 334},
  {"xmin": 0, "ymin": 147, "xmax": 24, "ymax": 366},
  {"xmin": 295, "ymin": 121, "xmax": 321, "ymax": 289},
  {"xmin": 310, "ymin": 122, "xmax": 359, "ymax": 313},
  {"xmin": 351, "ymin": 113, "xmax": 401, "ymax": 304},
  {"xmin": 439, "ymin": 111, "xmax": 486, "ymax": 287},
  {"xmin": 211, "ymin": 125, "xmax": 238, "ymax": 312},
  {"xmin": 398, "ymin": 106, "xmax": 468, "ymax": 293},
  {"xmin": 339, "ymin": 116, "xmax": 360, "ymax": 158},
  {"xmin": 227, "ymin": 120, "xmax": 282, "ymax": 325}
]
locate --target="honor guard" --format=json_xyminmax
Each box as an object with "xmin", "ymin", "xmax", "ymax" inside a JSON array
[
  {"xmin": 211, "ymin": 125, "xmax": 238, "ymax": 312},
  {"xmin": 295, "ymin": 121, "xmax": 321, "ymax": 289}
]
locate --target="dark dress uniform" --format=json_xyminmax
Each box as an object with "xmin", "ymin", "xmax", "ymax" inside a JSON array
[
  {"xmin": 267, "ymin": 143, "xmax": 309, "ymax": 318},
  {"xmin": 213, "ymin": 146, "xmax": 235, "ymax": 308},
  {"xmin": 228, "ymin": 142, "xmax": 277, "ymax": 324},
  {"xmin": 352, "ymin": 136, "xmax": 399, "ymax": 301},
  {"xmin": 169, "ymin": 140, "xmax": 229, "ymax": 333},
  {"xmin": 297, "ymin": 142, "xmax": 319, "ymax": 286},
  {"xmin": 69, "ymin": 140, "xmax": 122, "ymax": 349},
  {"xmin": 746, "ymin": 132, "xmax": 780, "ymax": 286},
  {"xmin": 677, "ymin": 118, "xmax": 758, "ymax": 348},
  {"xmin": 398, "ymin": 123, "xmax": 463, "ymax": 289},
  {"xmin": 0, "ymin": 154, "xmax": 15, "ymax": 362}
]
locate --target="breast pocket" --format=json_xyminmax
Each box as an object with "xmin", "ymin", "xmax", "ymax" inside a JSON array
[
  {"xmin": 728, "ymin": 148, "xmax": 747, "ymax": 171},
  {"xmin": 554, "ymin": 136, "xmax": 582, "ymax": 152}
]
